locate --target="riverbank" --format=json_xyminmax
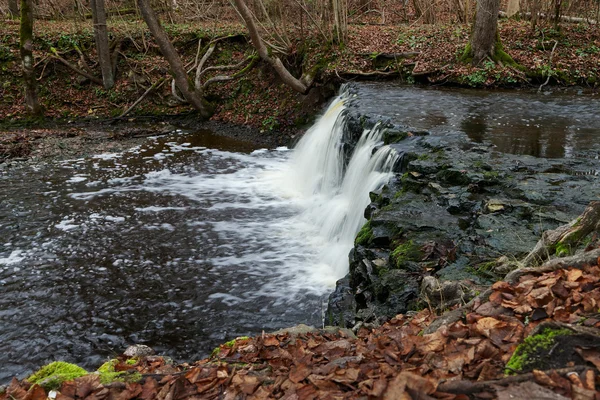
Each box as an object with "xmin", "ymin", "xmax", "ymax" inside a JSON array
[
  {"xmin": 1, "ymin": 84, "xmax": 599, "ymax": 398},
  {"xmin": 1, "ymin": 18, "xmax": 599, "ymax": 141},
  {"xmin": 3, "ymin": 253, "xmax": 600, "ymax": 398}
]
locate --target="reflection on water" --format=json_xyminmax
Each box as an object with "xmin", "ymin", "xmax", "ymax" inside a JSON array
[{"xmin": 356, "ymin": 83, "xmax": 600, "ymax": 158}]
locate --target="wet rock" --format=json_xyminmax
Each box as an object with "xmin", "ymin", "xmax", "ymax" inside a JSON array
[
  {"xmin": 123, "ymin": 344, "xmax": 155, "ymax": 357},
  {"xmin": 325, "ymin": 275, "xmax": 357, "ymax": 328},
  {"xmin": 328, "ymin": 117, "xmax": 600, "ymax": 326}
]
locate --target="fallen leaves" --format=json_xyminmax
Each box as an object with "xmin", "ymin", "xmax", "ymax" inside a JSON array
[{"xmin": 3, "ymin": 263, "xmax": 600, "ymax": 400}]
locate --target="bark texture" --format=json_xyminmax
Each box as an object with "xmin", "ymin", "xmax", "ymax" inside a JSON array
[
  {"xmin": 232, "ymin": 0, "xmax": 311, "ymax": 94},
  {"xmin": 506, "ymin": 0, "xmax": 520, "ymax": 17},
  {"xmin": 136, "ymin": 0, "xmax": 214, "ymax": 118},
  {"xmin": 471, "ymin": 0, "xmax": 501, "ymax": 64},
  {"xmin": 90, "ymin": 0, "xmax": 114, "ymax": 89},
  {"xmin": 8, "ymin": 0, "xmax": 19, "ymax": 18},
  {"xmin": 19, "ymin": 0, "xmax": 42, "ymax": 116}
]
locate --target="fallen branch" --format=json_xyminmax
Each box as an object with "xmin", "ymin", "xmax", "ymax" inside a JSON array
[
  {"xmin": 538, "ymin": 40, "xmax": 558, "ymax": 93},
  {"xmin": 119, "ymin": 77, "xmax": 167, "ymax": 118},
  {"xmin": 438, "ymin": 366, "xmax": 588, "ymax": 394},
  {"xmin": 499, "ymin": 10, "xmax": 597, "ymax": 24},
  {"xmin": 425, "ymin": 201, "xmax": 600, "ymax": 334},
  {"xmin": 358, "ymin": 51, "xmax": 421, "ymax": 59},
  {"xmin": 520, "ymin": 201, "xmax": 600, "ymax": 267},
  {"xmin": 505, "ymin": 247, "xmax": 600, "ymax": 284},
  {"xmin": 337, "ymin": 70, "xmax": 400, "ymax": 78},
  {"xmin": 50, "ymin": 47, "xmax": 103, "ymax": 86}
]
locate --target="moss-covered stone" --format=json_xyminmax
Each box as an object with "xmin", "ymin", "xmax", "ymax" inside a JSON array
[
  {"xmin": 27, "ymin": 361, "xmax": 88, "ymax": 390},
  {"xmin": 355, "ymin": 221, "xmax": 374, "ymax": 246},
  {"xmin": 505, "ymin": 328, "xmax": 573, "ymax": 374},
  {"xmin": 391, "ymin": 240, "xmax": 422, "ymax": 268},
  {"xmin": 97, "ymin": 359, "xmax": 142, "ymax": 384}
]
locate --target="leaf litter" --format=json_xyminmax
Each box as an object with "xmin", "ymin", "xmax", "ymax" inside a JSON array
[{"xmin": 3, "ymin": 254, "xmax": 600, "ymax": 399}]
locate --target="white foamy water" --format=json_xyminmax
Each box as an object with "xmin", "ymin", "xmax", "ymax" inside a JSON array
[{"xmin": 0, "ymin": 88, "xmax": 398, "ymax": 380}]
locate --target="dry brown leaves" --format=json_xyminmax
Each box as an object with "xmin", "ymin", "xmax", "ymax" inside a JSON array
[{"xmin": 4, "ymin": 261, "xmax": 600, "ymax": 400}]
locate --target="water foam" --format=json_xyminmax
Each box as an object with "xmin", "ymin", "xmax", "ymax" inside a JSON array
[{"xmin": 276, "ymin": 91, "xmax": 398, "ymax": 282}]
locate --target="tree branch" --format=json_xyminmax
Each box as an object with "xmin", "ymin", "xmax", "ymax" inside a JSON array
[{"xmin": 50, "ymin": 47, "xmax": 104, "ymax": 85}]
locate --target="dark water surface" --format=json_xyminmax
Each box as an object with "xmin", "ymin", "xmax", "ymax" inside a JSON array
[
  {"xmin": 356, "ymin": 84, "xmax": 600, "ymax": 158},
  {"xmin": 1, "ymin": 86, "xmax": 599, "ymax": 383},
  {"xmin": 0, "ymin": 129, "xmax": 329, "ymax": 382}
]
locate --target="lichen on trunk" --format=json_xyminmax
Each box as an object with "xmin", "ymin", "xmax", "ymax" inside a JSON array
[{"xmin": 19, "ymin": 0, "xmax": 43, "ymax": 116}]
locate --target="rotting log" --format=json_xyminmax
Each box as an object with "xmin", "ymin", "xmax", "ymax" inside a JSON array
[{"xmin": 499, "ymin": 10, "xmax": 597, "ymax": 24}]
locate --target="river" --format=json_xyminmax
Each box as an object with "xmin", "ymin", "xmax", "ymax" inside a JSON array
[{"xmin": 1, "ymin": 84, "xmax": 599, "ymax": 382}]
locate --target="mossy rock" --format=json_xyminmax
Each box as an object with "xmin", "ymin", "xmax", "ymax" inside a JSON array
[
  {"xmin": 355, "ymin": 221, "xmax": 374, "ymax": 246},
  {"xmin": 97, "ymin": 359, "xmax": 142, "ymax": 384},
  {"xmin": 383, "ymin": 130, "xmax": 408, "ymax": 144},
  {"xmin": 505, "ymin": 328, "xmax": 573, "ymax": 374},
  {"xmin": 27, "ymin": 361, "xmax": 88, "ymax": 390},
  {"xmin": 390, "ymin": 240, "xmax": 423, "ymax": 269}
]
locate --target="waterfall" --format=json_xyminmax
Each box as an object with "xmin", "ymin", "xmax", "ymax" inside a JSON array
[{"xmin": 279, "ymin": 88, "xmax": 399, "ymax": 281}]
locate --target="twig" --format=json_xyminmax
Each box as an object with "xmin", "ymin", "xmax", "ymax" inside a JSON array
[
  {"xmin": 49, "ymin": 48, "xmax": 103, "ymax": 85},
  {"xmin": 119, "ymin": 77, "xmax": 168, "ymax": 118},
  {"xmin": 538, "ymin": 40, "xmax": 558, "ymax": 93}
]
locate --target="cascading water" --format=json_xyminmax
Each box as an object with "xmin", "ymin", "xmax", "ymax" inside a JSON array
[
  {"xmin": 277, "ymin": 88, "xmax": 399, "ymax": 280},
  {"xmin": 0, "ymin": 86, "xmax": 398, "ymax": 382}
]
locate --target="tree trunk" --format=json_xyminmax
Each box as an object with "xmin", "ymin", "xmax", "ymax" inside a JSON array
[
  {"xmin": 8, "ymin": 0, "xmax": 19, "ymax": 18},
  {"xmin": 470, "ymin": 0, "xmax": 501, "ymax": 64},
  {"xmin": 553, "ymin": 0, "xmax": 563, "ymax": 29},
  {"xmin": 531, "ymin": 0, "xmax": 540, "ymax": 30},
  {"xmin": 232, "ymin": 0, "xmax": 311, "ymax": 94},
  {"xmin": 90, "ymin": 0, "xmax": 114, "ymax": 89},
  {"xmin": 19, "ymin": 0, "xmax": 42, "ymax": 116},
  {"xmin": 506, "ymin": 0, "xmax": 520, "ymax": 17},
  {"xmin": 136, "ymin": 0, "xmax": 214, "ymax": 118}
]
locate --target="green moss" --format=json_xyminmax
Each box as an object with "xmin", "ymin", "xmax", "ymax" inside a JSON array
[
  {"xmin": 466, "ymin": 260, "xmax": 499, "ymax": 281},
  {"xmin": 355, "ymin": 221, "xmax": 374, "ymax": 246},
  {"xmin": 505, "ymin": 328, "xmax": 573, "ymax": 374},
  {"xmin": 460, "ymin": 42, "xmax": 473, "ymax": 63},
  {"xmin": 391, "ymin": 240, "xmax": 422, "ymax": 268},
  {"xmin": 97, "ymin": 359, "xmax": 141, "ymax": 384},
  {"xmin": 383, "ymin": 129, "xmax": 409, "ymax": 145},
  {"xmin": 27, "ymin": 362, "xmax": 88, "ymax": 390},
  {"xmin": 554, "ymin": 242, "xmax": 572, "ymax": 257},
  {"xmin": 125, "ymin": 359, "xmax": 137, "ymax": 365},
  {"xmin": 493, "ymin": 38, "xmax": 518, "ymax": 67},
  {"xmin": 211, "ymin": 336, "xmax": 251, "ymax": 358}
]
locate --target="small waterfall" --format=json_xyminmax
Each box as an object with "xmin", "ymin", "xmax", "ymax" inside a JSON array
[{"xmin": 280, "ymin": 88, "xmax": 399, "ymax": 281}]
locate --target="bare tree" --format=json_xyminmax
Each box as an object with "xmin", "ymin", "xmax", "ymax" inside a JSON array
[
  {"xmin": 136, "ymin": 0, "xmax": 214, "ymax": 118},
  {"xmin": 90, "ymin": 0, "xmax": 114, "ymax": 89},
  {"xmin": 471, "ymin": 0, "xmax": 501, "ymax": 63},
  {"xmin": 232, "ymin": 0, "xmax": 314, "ymax": 94},
  {"xmin": 20, "ymin": 0, "xmax": 42, "ymax": 115},
  {"xmin": 462, "ymin": 0, "xmax": 515, "ymax": 65}
]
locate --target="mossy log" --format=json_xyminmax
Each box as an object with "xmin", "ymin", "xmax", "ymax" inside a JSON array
[{"xmin": 519, "ymin": 200, "xmax": 600, "ymax": 268}]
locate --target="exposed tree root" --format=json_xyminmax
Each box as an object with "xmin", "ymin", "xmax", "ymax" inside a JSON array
[{"xmin": 425, "ymin": 201, "xmax": 600, "ymax": 334}]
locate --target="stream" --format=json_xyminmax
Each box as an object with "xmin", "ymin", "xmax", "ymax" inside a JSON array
[{"xmin": 1, "ymin": 84, "xmax": 599, "ymax": 383}]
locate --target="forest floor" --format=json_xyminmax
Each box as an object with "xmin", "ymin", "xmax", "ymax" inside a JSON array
[
  {"xmin": 1, "ymin": 17, "xmax": 599, "ymax": 162},
  {"xmin": 2, "ymin": 254, "xmax": 600, "ymax": 399}
]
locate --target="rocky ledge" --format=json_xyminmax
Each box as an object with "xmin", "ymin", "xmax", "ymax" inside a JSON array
[{"xmin": 327, "ymin": 112, "xmax": 600, "ymax": 328}]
